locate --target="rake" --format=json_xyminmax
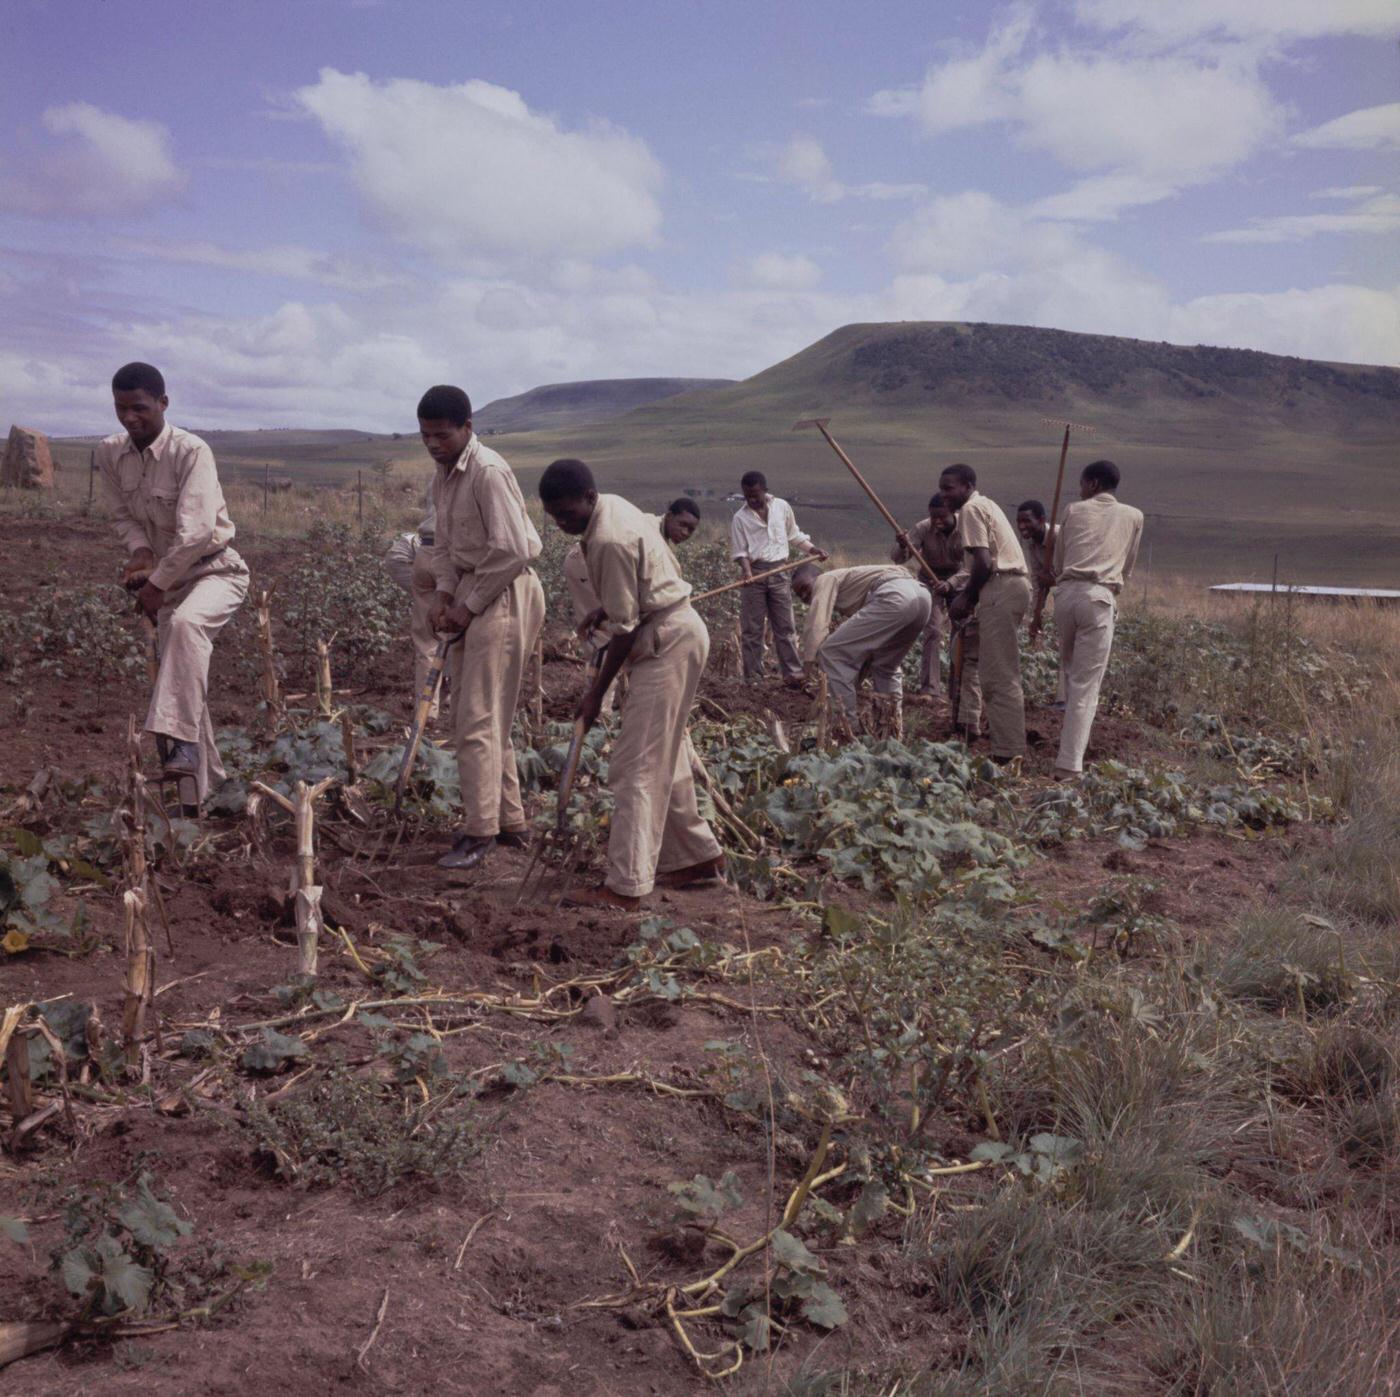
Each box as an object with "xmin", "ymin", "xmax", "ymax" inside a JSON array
[
  {"xmin": 514, "ymin": 717, "xmax": 592, "ymax": 905},
  {"xmin": 132, "ymin": 599, "xmax": 199, "ymax": 817},
  {"xmin": 1030, "ymin": 417, "xmax": 1098, "ymax": 640},
  {"xmin": 393, "ymin": 631, "xmax": 463, "ymax": 815}
]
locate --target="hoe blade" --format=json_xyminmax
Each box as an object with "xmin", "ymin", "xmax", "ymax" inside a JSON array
[{"xmin": 790, "ymin": 417, "xmax": 830, "ymax": 431}]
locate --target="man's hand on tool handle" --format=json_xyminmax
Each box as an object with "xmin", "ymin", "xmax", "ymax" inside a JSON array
[
  {"xmin": 948, "ymin": 590, "xmax": 972, "ymax": 624},
  {"xmin": 577, "ymin": 607, "xmax": 607, "ymax": 642},
  {"xmin": 124, "ymin": 549, "xmax": 164, "ymax": 617},
  {"xmin": 430, "ymin": 590, "xmax": 475, "ymax": 635}
]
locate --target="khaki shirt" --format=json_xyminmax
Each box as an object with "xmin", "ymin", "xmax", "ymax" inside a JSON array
[
  {"xmin": 582, "ymin": 494, "xmax": 691, "ymax": 631},
  {"xmin": 96, "ymin": 424, "xmax": 238, "ymax": 592},
  {"xmin": 801, "ymin": 565, "xmax": 907, "ymax": 663},
  {"xmin": 955, "ymin": 492, "xmax": 1026, "ymax": 575},
  {"xmin": 891, "ymin": 517, "xmax": 964, "ymax": 579},
  {"xmin": 428, "ymin": 434, "xmax": 541, "ymax": 614},
  {"xmin": 1053, "ymin": 493, "xmax": 1144, "ymax": 593}
]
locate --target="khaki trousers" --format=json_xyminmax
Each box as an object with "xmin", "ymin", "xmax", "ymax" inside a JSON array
[
  {"xmin": 818, "ymin": 576, "xmax": 931, "ymax": 717},
  {"xmin": 959, "ymin": 573, "xmax": 1029, "ymax": 758},
  {"xmin": 917, "ymin": 585, "xmax": 952, "ymax": 691},
  {"xmin": 607, "ymin": 606, "xmax": 722, "ymax": 898},
  {"xmin": 149, "ymin": 559, "xmax": 249, "ymax": 801},
  {"xmin": 1054, "ymin": 580, "xmax": 1116, "ymax": 773},
  {"xmin": 448, "ymin": 569, "xmax": 545, "ymax": 837},
  {"xmin": 739, "ymin": 562, "xmax": 803, "ymax": 682}
]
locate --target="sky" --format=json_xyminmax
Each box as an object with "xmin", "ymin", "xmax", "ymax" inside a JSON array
[{"xmin": 1, "ymin": 0, "xmax": 1397, "ymax": 434}]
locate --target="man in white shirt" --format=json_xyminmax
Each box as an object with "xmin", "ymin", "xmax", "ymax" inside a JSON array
[
  {"xmin": 1051, "ymin": 460, "xmax": 1144, "ymax": 778},
  {"xmin": 729, "ymin": 471, "xmax": 826, "ymax": 687}
]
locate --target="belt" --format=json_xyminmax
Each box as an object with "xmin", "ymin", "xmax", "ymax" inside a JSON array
[{"xmin": 749, "ymin": 558, "xmax": 789, "ymax": 570}]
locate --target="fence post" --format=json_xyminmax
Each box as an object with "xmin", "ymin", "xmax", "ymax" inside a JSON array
[
  {"xmin": 263, "ymin": 463, "xmax": 269, "ymax": 513},
  {"xmin": 88, "ymin": 449, "xmax": 95, "ymax": 504}
]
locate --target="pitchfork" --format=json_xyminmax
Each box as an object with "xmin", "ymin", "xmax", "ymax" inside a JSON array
[{"xmin": 514, "ymin": 717, "xmax": 593, "ymax": 905}]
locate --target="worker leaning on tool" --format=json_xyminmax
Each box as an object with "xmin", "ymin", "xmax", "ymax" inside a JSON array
[
  {"xmin": 419, "ymin": 385, "xmax": 545, "ymax": 873},
  {"xmin": 538, "ymin": 459, "xmax": 723, "ymax": 911},
  {"xmin": 891, "ymin": 492, "xmax": 965, "ymax": 701},
  {"xmin": 1051, "ymin": 460, "xmax": 1144, "ymax": 780},
  {"xmin": 96, "ymin": 362, "xmax": 249, "ymax": 804},
  {"xmin": 793, "ymin": 562, "xmax": 931, "ymax": 720},
  {"xmin": 940, "ymin": 463, "xmax": 1031, "ymax": 762}
]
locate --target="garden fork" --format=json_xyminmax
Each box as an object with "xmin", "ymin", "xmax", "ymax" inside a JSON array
[
  {"xmin": 134, "ymin": 601, "xmax": 199, "ymax": 818},
  {"xmin": 514, "ymin": 717, "xmax": 591, "ymax": 905}
]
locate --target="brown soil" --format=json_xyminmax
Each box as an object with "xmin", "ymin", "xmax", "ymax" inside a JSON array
[{"xmin": 0, "ymin": 517, "xmax": 1301, "ymax": 1394}]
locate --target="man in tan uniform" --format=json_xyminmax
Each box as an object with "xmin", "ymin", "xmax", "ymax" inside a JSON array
[
  {"xmin": 891, "ymin": 493, "xmax": 964, "ymax": 696},
  {"xmin": 539, "ymin": 459, "xmax": 722, "ymax": 911},
  {"xmin": 794, "ymin": 563, "xmax": 931, "ymax": 720},
  {"xmin": 941, "ymin": 464, "xmax": 1031, "ymax": 760},
  {"xmin": 96, "ymin": 361, "xmax": 248, "ymax": 804},
  {"xmin": 1052, "ymin": 460, "xmax": 1144, "ymax": 778},
  {"xmin": 419, "ymin": 385, "xmax": 545, "ymax": 872}
]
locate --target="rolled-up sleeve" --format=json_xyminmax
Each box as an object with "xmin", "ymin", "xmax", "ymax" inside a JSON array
[
  {"xmin": 148, "ymin": 443, "xmax": 220, "ymax": 590},
  {"xmin": 96, "ymin": 445, "xmax": 153, "ymax": 557},
  {"xmin": 458, "ymin": 467, "xmax": 540, "ymax": 613},
  {"xmin": 800, "ymin": 574, "xmax": 839, "ymax": 663}
]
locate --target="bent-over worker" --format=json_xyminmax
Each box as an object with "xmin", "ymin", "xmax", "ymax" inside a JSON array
[
  {"xmin": 420, "ymin": 385, "xmax": 545, "ymax": 872},
  {"xmin": 941, "ymin": 464, "xmax": 1030, "ymax": 761},
  {"xmin": 729, "ymin": 471, "xmax": 826, "ymax": 688},
  {"xmin": 539, "ymin": 460, "xmax": 723, "ymax": 911},
  {"xmin": 96, "ymin": 361, "xmax": 249, "ymax": 804},
  {"xmin": 891, "ymin": 492, "xmax": 964, "ymax": 697},
  {"xmin": 1052, "ymin": 460, "xmax": 1144, "ymax": 778},
  {"xmin": 793, "ymin": 562, "xmax": 931, "ymax": 720}
]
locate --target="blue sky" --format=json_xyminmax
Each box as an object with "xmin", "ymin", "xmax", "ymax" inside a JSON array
[{"xmin": 1, "ymin": 0, "xmax": 1396, "ymax": 432}]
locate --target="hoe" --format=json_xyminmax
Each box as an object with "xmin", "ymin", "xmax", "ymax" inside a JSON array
[{"xmin": 514, "ymin": 716, "xmax": 591, "ymax": 905}]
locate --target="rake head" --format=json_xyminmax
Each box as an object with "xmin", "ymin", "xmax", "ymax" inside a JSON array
[
  {"xmin": 513, "ymin": 825, "xmax": 593, "ymax": 906},
  {"xmin": 790, "ymin": 417, "xmax": 830, "ymax": 431},
  {"xmin": 1039, "ymin": 416, "xmax": 1097, "ymax": 434}
]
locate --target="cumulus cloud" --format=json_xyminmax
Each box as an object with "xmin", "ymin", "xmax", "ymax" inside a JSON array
[
  {"xmin": 734, "ymin": 252, "xmax": 822, "ymax": 290},
  {"xmin": 1205, "ymin": 191, "xmax": 1400, "ymax": 244},
  {"xmin": 116, "ymin": 238, "xmax": 409, "ymax": 290},
  {"xmin": 294, "ymin": 70, "xmax": 664, "ymax": 262},
  {"xmin": 1, "ymin": 103, "xmax": 183, "ymax": 216},
  {"xmin": 1293, "ymin": 102, "xmax": 1400, "ymax": 151},
  {"xmin": 1074, "ymin": 0, "xmax": 1399, "ymax": 40},
  {"xmin": 766, "ymin": 136, "xmax": 925, "ymax": 204},
  {"xmin": 868, "ymin": 14, "xmax": 1280, "ymax": 218}
]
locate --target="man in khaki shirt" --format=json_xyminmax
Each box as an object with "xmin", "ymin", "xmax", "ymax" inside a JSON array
[
  {"xmin": 419, "ymin": 385, "xmax": 545, "ymax": 872},
  {"xmin": 539, "ymin": 459, "xmax": 722, "ymax": 911},
  {"xmin": 795, "ymin": 563, "xmax": 930, "ymax": 720},
  {"xmin": 96, "ymin": 362, "xmax": 248, "ymax": 805},
  {"xmin": 891, "ymin": 493, "xmax": 964, "ymax": 696},
  {"xmin": 941, "ymin": 464, "xmax": 1031, "ymax": 760},
  {"xmin": 1052, "ymin": 460, "xmax": 1144, "ymax": 777}
]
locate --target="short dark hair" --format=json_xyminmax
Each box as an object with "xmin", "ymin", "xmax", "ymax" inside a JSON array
[
  {"xmin": 1082, "ymin": 460, "xmax": 1121, "ymax": 491},
  {"xmin": 939, "ymin": 463, "xmax": 976, "ymax": 487},
  {"xmin": 416, "ymin": 384, "xmax": 472, "ymax": 426},
  {"xmin": 539, "ymin": 458, "xmax": 596, "ymax": 505},
  {"xmin": 928, "ymin": 493, "xmax": 949, "ymax": 511},
  {"xmin": 669, "ymin": 497, "xmax": 700, "ymax": 520},
  {"xmin": 112, "ymin": 362, "xmax": 165, "ymax": 397},
  {"xmin": 740, "ymin": 470, "xmax": 767, "ymax": 490},
  {"xmin": 1017, "ymin": 499, "xmax": 1047, "ymax": 519},
  {"xmin": 792, "ymin": 562, "xmax": 821, "ymax": 591}
]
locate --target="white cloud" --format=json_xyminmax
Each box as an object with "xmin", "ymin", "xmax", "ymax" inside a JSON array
[
  {"xmin": 1294, "ymin": 102, "xmax": 1400, "ymax": 151},
  {"xmin": 1311, "ymin": 185, "xmax": 1384, "ymax": 201},
  {"xmin": 294, "ymin": 70, "xmax": 664, "ymax": 262},
  {"xmin": 767, "ymin": 136, "xmax": 925, "ymax": 204},
  {"xmin": 868, "ymin": 16, "xmax": 1280, "ymax": 218},
  {"xmin": 1204, "ymin": 192, "xmax": 1400, "ymax": 244},
  {"xmin": 1075, "ymin": 0, "xmax": 1399, "ymax": 40},
  {"xmin": 115, "ymin": 238, "xmax": 409, "ymax": 290},
  {"xmin": 735, "ymin": 252, "xmax": 822, "ymax": 290},
  {"xmin": 1, "ymin": 103, "xmax": 183, "ymax": 216}
]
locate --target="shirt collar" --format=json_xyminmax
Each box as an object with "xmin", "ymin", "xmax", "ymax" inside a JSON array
[
  {"xmin": 1090, "ymin": 491, "xmax": 1117, "ymax": 504},
  {"xmin": 447, "ymin": 433, "xmax": 479, "ymax": 475},
  {"xmin": 125, "ymin": 422, "xmax": 173, "ymax": 461},
  {"xmin": 582, "ymin": 493, "xmax": 610, "ymax": 546}
]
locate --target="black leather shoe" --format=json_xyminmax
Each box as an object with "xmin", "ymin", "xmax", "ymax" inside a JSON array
[
  {"xmin": 161, "ymin": 738, "xmax": 200, "ymax": 777},
  {"xmin": 437, "ymin": 834, "xmax": 494, "ymax": 871},
  {"xmin": 496, "ymin": 829, "xmax": 531, "ymax": 850}
]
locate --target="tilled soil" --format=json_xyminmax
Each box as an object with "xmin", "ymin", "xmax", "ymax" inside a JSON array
[{"xmin": 0, "ymin": 517, "xmax": 1296, "ymax": 1394}]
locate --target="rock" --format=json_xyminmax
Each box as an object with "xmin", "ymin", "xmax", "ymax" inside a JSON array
[
  {"xmin": 579, "ymin": 992, "xmax": 618, "ymax": 1036},
  {"xmin": 1, "ymin": 425, "xmax": 55, "ymax": 489}
]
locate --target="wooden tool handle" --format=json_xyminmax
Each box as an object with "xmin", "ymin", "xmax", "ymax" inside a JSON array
[{"xmin": 556, "ymin": 717, "xmax": 588, "ymax": 832}]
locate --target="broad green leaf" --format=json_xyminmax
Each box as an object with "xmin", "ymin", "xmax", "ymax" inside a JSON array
[
  {"xmin": 669, "ymin": 1170, "xmax": 743, "ymax": 1217},
  {"xmin": 849, "ymin": 1180, "xmax": 888, "ymax": 1235},
  {"xmin": 95, "ymin": 1233, "xmax": 154, "ymax": 1315},
  {"xmin": 117, "ymin": 1175, "xmax": 192, "ymax": 1249},
  {"xmin": 1, "ymin": 1216, "xmax": 29, "ymax": 1243},
  {"xmin": 737, "ymin": 1303, "xmax": 771, "ymax": 1352},
  {"xmin": 61, "ymin": 1247, "xmax": 97, "ymax": 1298},
  {"xmin": 801, "ymin": 1281, "xmax": 849, "ymax": 1329},
  {"xmin": 240, "ymin": 1028, "xmax": 310, "ymax": 1074},
  {"xmin": 770, "ymin": 1228, "xmax": 822, "ymax": 1275},
  {"xmin": 969, "ymin": 1141, "xmax": 1014, "ymax": 1163}
]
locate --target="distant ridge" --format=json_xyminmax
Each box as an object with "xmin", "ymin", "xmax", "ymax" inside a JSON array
[{"xmin": 474, "ymin": 377, "xmax": 734, "ymax": 433}]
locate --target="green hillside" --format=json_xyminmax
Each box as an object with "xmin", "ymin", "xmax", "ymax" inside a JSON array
[
  {"xmin": 474, "ymin": 377, "xmax": 734, "ymax": 433},
  {"xmin": 490, "ymin": 322, "xmax": 1400, "ymax": 586}
]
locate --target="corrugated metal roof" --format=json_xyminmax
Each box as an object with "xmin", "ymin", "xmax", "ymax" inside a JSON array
[{"xmin": 1209, "ymin": 583, "xmax": 1400, "ymax": 600}]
